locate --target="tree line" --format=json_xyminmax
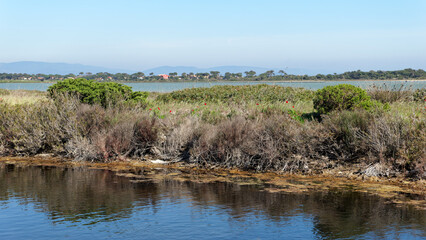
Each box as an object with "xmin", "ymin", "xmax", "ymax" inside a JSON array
[{"xmin": 1, "ymin": 68, "xmax": 425, "ymax": 82}]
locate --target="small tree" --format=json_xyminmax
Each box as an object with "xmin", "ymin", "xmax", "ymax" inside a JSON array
[
  {"xmin": 210, "ymin": 71, "xmax": 220, "ymax": 79},
  {"xmin": 245, "ymin": 70, "xmax": 256, "ymax": 78},
  {"xmin": 265, "ymin": 70, "xmax": 275, "ymax": 78}
]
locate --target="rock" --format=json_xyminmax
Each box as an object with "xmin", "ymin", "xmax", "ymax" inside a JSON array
[{"xmin": 150, "ymin": 159, "xmax": 168, "ymax": 164}]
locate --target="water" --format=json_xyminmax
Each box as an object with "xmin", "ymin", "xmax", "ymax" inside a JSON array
[
  {"xmin": 0, "ymin": 80, "xmax": 425, "ymax": 92},
  {"xmin": 0, "ymin": 163, "xmax": 424, "ymax": 239}
]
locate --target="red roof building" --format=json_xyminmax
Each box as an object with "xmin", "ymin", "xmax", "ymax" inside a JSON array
[{"xmin": 158, "ymin": 74, "xmax": 169, "ymax": 80}]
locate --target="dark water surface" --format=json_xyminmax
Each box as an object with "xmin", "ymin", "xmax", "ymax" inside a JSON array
[
  {"xmin": 0, "ymin": 80, "xmax": 425, "ymax": 92},
  {"xmin": 0, "ymin": 163, "xmax": 424, "ymax": 240}
]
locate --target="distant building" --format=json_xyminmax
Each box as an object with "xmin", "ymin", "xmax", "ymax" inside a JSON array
[{"xmin": 158, "ymin": 74, "xmax": 169, "ymax": 80}]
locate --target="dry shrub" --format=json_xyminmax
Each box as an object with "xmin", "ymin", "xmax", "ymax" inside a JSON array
[
  {"xmin": 76, "ymin": 104, "xmax": 108, "ymax": 137},
  {"xmin": 191, "ymin": 116, "xmax": 331, "ymax": 172},
  {"xmin": 156, "ymin": 117, "xmax": 200, "ymax": 160},
  {"xmin": 322, "ymin": 110, "xmax": 373, "ymax": 161},
  {"xmin": 0, "ymin": 96, "xmax": 80, "ymax": 155},
  {"xmin": 367, "ymin": 113, "xmax": 425, "ymax": 171},
  {"xmin": 95, "ymin": 121, "xmax": 135, "ymax": 160},
  {"xmin": 73, "ymin": 114, "xmax": 160, "ymax": 162},
  {"xmin": 253, "ymin": 116, "xmax": 333, "ymax": 171},
  {"xmin": 250, "ymin": 116, "xmax": 305, "ymax": 171},
  {"xmin": 393, "ymin": 115, "xmax": 426, "ymax": 179},
  {"xmin": 132, "ymin": 116, "xmax": 159, "ymax": 156},
  {"xmin": 367, "ymin": 114, "xmax": 407, "ymax": 162},
  {"xmin": 191, "ymin": 117, "xmax": 255, "ymax": 168},
  {"xmin": 0, "ymin": 93, "xmax": 161, "ymax": 162},
  {"xmin": 323, "ymin": 109, "xmax": 425, "ymax": 177},
  {"xmin": 367, "ymin": 84, "xmax": 413, "ymax": 103},
  {"xmin": 65, "ymin": 136, "xmax": 99, "ymax": 161}
]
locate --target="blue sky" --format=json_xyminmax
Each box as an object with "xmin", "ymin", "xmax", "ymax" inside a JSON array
[{"xmin": 0, "ymin": 0, "xmax": 425, "ymax": 72}]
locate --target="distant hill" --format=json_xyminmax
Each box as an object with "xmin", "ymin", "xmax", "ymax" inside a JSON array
[
  {"xmin": 0, "ymin": 61, "xmax": 134, "ymax": 75},
  {"xmin": 0, "ymin": 61, "xmax": 330, "ymax": 75}
]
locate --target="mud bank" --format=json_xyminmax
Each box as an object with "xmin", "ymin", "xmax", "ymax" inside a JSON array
[{"xmin": 1, "ymin": 156, "xmax": 424, "ymax": 210}]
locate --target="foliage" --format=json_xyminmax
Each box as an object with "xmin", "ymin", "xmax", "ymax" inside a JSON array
[
  {"xmin": 47, "ymin": 78, "xmax": 148, "ymax": 107},
  {"xmin": 0, "ymin": 85, "xmax": 424, "ymax": 179},
  {"xmin": 156, "ymin": 84, "xmax": 314, "ymax": 103},
  {"xmin": 287, "ymin": 109, "xmax": 305, "ymax": 123},
  {"xmin": 130, "ymin": 91, "xmax": 149, "ymax": 102},
  {"xmin": 313, "ymin": 84, "xmax": 383, "ymax": 114}
]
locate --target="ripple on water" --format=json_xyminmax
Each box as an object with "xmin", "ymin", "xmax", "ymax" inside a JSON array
[{"xmin": 0, "ymin": 163, "xmax": 424, "ymax": 240}]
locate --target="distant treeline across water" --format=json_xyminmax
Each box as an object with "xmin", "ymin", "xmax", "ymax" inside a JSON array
[
  {"xmin": 0, "ymin": 80, "xmax": 425, "ymax": 92},
  {"xmin": 0, "ymin": 68, "xmax": 425, "ymax": 82}
]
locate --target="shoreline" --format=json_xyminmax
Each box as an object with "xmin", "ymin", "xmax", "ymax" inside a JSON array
[
  {"xmin": 0, "ymin": 83, "xmax": 424, "ymax": 205},
  {"xmin": 1, "ymin": 79, "xmax": 426, "ymax": 84},
  {"xmin": 1, "ymin": 156, "xmax": 424, "ymax": 210}
]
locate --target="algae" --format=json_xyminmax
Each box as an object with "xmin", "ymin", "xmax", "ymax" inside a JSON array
[{"xmin": 1, "ymin": 156, "xmax": 424, "ymax": 210}]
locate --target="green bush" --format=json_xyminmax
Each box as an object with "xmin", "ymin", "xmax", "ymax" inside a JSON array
[
  {"xmin": 287, "ymin": 109, "xmax": 304, "ymax": 123},
  {"xmin": 156, "ymin": 84, "xmax": 314, "ymax": 104},
  {"xmin": 48, "ymin": 78, "xmax": 148, "ymax": 107},
  {"xmin": 314, "ymin": 84, "xmax": 379, "ymax": 114},
  {"xmin": 130, "ymin": 91, "xmax": 149, "ymax": 103}
]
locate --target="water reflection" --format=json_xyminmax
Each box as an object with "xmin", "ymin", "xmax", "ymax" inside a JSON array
[{"xmin": 0, "ymin": 163, "xmax": 424, "ymax": 239}]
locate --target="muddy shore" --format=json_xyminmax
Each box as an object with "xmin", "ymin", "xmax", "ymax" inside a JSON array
[{"xmin": 1, "ymin": 156, "xmax": 424, "ymax": 210}]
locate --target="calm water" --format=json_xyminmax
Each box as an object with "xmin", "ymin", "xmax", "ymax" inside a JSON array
[
  {"xmin": 0, "ymin": 80, "xmax": 425, "ymax": 92},
  {"xmin": 0, "ymin": 163, "xmax": 424, "ymax": 239}
]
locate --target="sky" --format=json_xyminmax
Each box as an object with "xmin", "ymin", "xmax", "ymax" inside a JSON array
[{"xmin": 0, "ymin": 0, "xmax": 425, "ymax": 72}]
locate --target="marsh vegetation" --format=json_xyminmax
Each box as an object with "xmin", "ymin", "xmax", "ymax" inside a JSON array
[{"xmin": 0, "ymin": 80, "xmax": 424, "ymax": 179}]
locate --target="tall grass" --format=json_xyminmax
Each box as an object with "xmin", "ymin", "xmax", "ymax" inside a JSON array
[
  {"xmin": 367, "ymin": 83, "xmax": 414, "ymax": 103},
  {"xmin": 0, "ymin": 89, "xmax": 47, "ymax": 105}
]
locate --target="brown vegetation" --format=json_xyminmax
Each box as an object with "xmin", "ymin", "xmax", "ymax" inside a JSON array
[{"xmin": 0, "ymin": 87, "xmax": 424, "ymax": 180}]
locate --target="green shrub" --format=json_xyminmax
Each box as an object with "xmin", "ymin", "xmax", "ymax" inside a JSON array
[
  {"xmin": 314, "ymin": 84, "xmax": 380, "ymax": 114},
  {"xmin": 287, "ymin": 109, "xmax": 304, "ymax": 123},
  {"xmin": 200, "ymin": 109, "xmax": 224, "ymax": 124},
  {"xmin": 130, "ymin": 91, "xmax": 149, "ymax": 103},
  {"xmin": 48, "ymin": 78, "xmax": 148, "ymax": 107},
  {"xmin": 156, "ymin": 84, "xmax": 314, "ymax": 104},
  {"xmin": 48, "ymin": 78, "xmax": 101, "ymax": 104}
]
